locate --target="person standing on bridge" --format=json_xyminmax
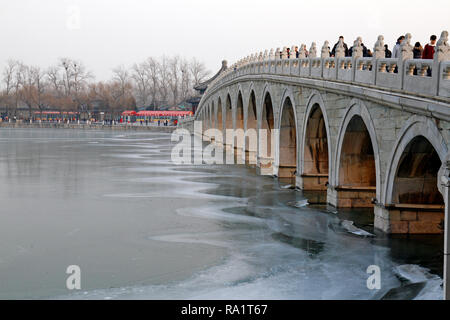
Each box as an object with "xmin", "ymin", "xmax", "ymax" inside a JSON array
[
  {"xmin": 422, "ymin": 35, "xmax": 437, "ymax": 59},
  {"xmin": 392, "ymin": 35, "xmax": 405, "ymax": 58},
  {"xmin": 413, "ymin": 42, "xmax": 424, "ymax": 59},
  {"xmin": 384, "ymin": 44, "xmax": 392, "ymax": 58}
]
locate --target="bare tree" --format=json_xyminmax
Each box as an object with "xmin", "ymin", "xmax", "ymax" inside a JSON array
[
  {"xmin": 57, "ymin": 58, "xmax": 93, "ymax": 112},
  {"xmin": 130, "ymin": 56, "xmax": 209, "ymax": 110},
  {"xmin": 17, "ymin": 65, "xmax": 48, "ymax": 118},
  {"xmin": 46, "ymin": 66, "xmax": 63, "ymax": 97},
  {"xmin": 180, "ymin": 58, "xmax": 192, "ymax": 103},
  {"xmin": 110, "ymin": 65, "xmax": 134, "ymax": 116},
  {"xmin": 19, "ymin": 65, "xmax": 36, "ymax": 117},
  {"xmin": 32, "ymin": 66, "xmax": 47, "ymax": 115},
  {"xmin": 158, "ymin": 56, "xmax": 170, "ymax": 108},
  {"xmin": 1, "ymin": 55, "xmax": 209, "ymax": 119},
  {"xmin": 11, "ymin": 62, "xmax": 25, "ymax": 117},
  {"xmin": 131, "ymin": 62, "xmax": 151, "ymax": 108},
  {"xmin": 145, "ymin": 57, "xmax": 161, "ymax": 109},
  {"xmin": 1, "ymin": 60, "xmax": 19, "ymax": 116},
  {"xmin": 168, "ymin": 56, "xmax": 181, "ymax": 106},
  {"xmin": 112, "ymin": 65, "xmax": 130, "ymax": 97},
  {"xmin": 190, "ymin": 57, "xmax": 210, "ymax": 86}
]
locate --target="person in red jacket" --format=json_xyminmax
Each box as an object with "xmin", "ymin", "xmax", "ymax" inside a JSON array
[{"xmin": 422, "ymin": 35, "xmax": 437, "ymax": 59}]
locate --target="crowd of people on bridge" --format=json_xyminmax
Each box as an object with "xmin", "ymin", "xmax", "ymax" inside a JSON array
[{"xmin": 283, "ymin": 34, "xmax": 439, "ymax": 60}]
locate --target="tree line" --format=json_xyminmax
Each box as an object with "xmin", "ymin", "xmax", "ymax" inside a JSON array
[{"xmin": 0, "ymin": 56, "xmax": 210, "ymax": 119}]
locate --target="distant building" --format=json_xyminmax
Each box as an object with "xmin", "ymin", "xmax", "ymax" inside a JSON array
[{"xmin": 90, "ymin": 99, "xmax": 108, "ymax": 113}]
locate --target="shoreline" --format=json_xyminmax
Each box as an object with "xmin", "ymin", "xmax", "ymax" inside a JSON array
[{"xmin": 0, "ymin": 122, "xmax": 176, "ymax": 133}]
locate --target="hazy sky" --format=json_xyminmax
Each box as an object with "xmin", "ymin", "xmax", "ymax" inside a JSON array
[{"xmin": 1, "ymin": 0, "xmax": 449, "ymax": 81}]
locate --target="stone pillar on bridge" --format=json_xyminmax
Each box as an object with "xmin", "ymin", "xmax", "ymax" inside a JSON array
[
  {"xmin": 373, "ymin": 35, "xmax": 385, "ymax": 59},
  {"xmin": 309, "ymin": 42, "xmax": 317, "ymax": 58},
  {"xmin": 398, "ymin": 33, "xmax": 414, "ymax": 86},
  {"xmin": 441, "ymin": 157, "xmax": 450, "ymax": 300},
  {"xmin": 335, "ymin": 39, "xmax": 346, "ymax": 58},
  {"xmin": 321, "ymin": 41, "xmax": 330, "ymax": 58},
  {"xmin": 299, "ymin": 44, "xmax": 307, "ymax": 59}
]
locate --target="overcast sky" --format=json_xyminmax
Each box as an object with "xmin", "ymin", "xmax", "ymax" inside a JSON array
[{"xmin": 1, "ymin": 0, "xmax": 449, "ymax": 81}]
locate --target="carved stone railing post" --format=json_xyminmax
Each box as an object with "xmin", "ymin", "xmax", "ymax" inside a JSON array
[
  {"xmin": 269, "ymin": 48, "xmax": 275, "ymax": 60},
  {"xmin": 275, "ymin": 48, "xmax": 281, "ymax": 60},
  {"xmin": 321, "ymin": 41, "xmax": 330, "ymax": 58},
  {"xmin": 435, "ymin": 31, "xmax": 450, "ymax": 62},
  {"xmin": 374, "ymin": 35, "xmax": 386, "ymax": 59},
  {"xmin": 399, "ymin": 33, "xmax": 414, "ymax": 89},
  {"xmin": 335, "ymin": 38, "xmax": 346, "ymax": 58},
  {"xmin": 299, "ymin": 44, "xmax": 307, "ymax": 59},
  {"xmin": 269, "ymin": 48, "xmax": 275, "ymax": 73},
  {"xmin": 309, "ymin": 42, "xmax": 317, "ymax": 59},
  {"xmin": 351, "ymin": 37, "xmax": 364, "ymax": 82},
  {"xmin": 289, "ymin": 45, "xmax": 296, "ymax": 59},
  {"xmin": 274, "ymin": 48, "xmax": 281, "ymax": 73},
  {"xmin": 263, "ymin": 49, "xmax": 268, "ymax": 60},
  {"xmin": 282, "ymin": 47, "xmax": 288, "ymax": 60},
  {"xmin": 434, "ymin": 31, "xmax": 450, "ymax": 95}
]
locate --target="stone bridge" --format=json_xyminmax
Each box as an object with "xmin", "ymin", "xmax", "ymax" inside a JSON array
[{"xmin": 193, "ymin": 32, "xmax": 450, "ymax": 235}]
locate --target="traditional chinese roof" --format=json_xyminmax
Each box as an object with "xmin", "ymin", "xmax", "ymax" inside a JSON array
[
  {"xmin": 122, "ymin": 110, "xmax": 137, "ymax": 116},
  {"xmin": 136, "ymin": 111, "xmax": 193, "ymax": 117},
  {"xmin": 193, "ymin": 60, "xmax": 228, "ymax": 93}
]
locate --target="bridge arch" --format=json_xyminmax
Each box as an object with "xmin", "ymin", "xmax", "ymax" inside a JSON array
[
  {"xmin": 216, "ymin": 97, "xmax": 224, "ymax": 143},
  {"xmin": 235, "ymin": 90, "xmax": 245, "ymax": 131},
  {"xmin": 228, "ymin": 89, "xmax": 246, "ymax": 162},
  {"xmin": 300, "ymin": 92, "xmax": 331, "ymax": 191},
  {"xmin": 276, "ymin": 89, "xmax": 298, "ymax": 179},
  {"xmin": 225, "ymin": 93, "xmax": 233, "ymax": 130},
  {"xmin": 332, "ymin": 99, "xmax": 381, "ymax": 208},
  {"xmin": 235, "ymin": 90, "xmax": 244, "ymax": 130},
  {"xmin": 200, "ymin": 109, "xmax": 205, "ymax": 132},
  {"xmin": 258, "ymin": 86, "xmax": 275, "ymax": 175},
  {"xmin": 384, "ymin": 115, "xmax": 448, "ymax": 205},
  {"xmin": 210, "ymin": 101, "xmax": 215, "ymax": 131},
  {"xmin": 258, "ymin": 84, "xmax": 275, "ymax": 126},
  {"xmin": 378, "ymin": 115, "xmax": 448, "ymax": 234},
  {"xmin": 204, "ymin": 106, "xmax": 209, "ymax": 132},
  {"xmin": 245, "ymin": 88, "xmax": 258, "ymax": 164},
  {"xmin": 208, "ymin": 104, "xmax": 212, "ymax": 130},
  {"xmin": 246, "ymin": 88, "xmax": 258, "ymax": 131}
]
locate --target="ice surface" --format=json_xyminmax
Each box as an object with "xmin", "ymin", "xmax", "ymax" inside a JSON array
[{"xmin": 0, "ymin": 129, "xmax": 442, "ymax": 300}]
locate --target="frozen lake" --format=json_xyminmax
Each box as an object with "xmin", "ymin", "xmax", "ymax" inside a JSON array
[{"xmin": 0, "ymin": 128, "xmax": 444, "ymax": 299}]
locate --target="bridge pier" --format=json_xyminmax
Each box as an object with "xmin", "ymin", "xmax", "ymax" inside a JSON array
[
  {"xmin": 299, "ymin": 174, "xmax": 328, "ymax": 191},
  {"xmin": 328, "ymin": 186, "xmax": 376, "ymax": 208},
  {"xmin": 442, "ymin": 159, "xmax": 450, "ymax": 300},
  {"xmin": 244, "ymin": 149, "xmax": 257, "ymax": 165},
  {"xmin": 374, "ymin": 204, "xmax": 445, "ymax": 234},
  {"xmin": 257, "ymin": 156, "xmax": 274, "ymax": 175},
  {"xmin": 233, "ymin": 146, "xmax": 245, "ymax": 164}
]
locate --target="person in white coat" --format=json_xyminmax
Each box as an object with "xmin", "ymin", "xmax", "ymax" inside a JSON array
[{"xmin": 392, "ymin": 35, "xmax": 405, "ymax": 58}]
